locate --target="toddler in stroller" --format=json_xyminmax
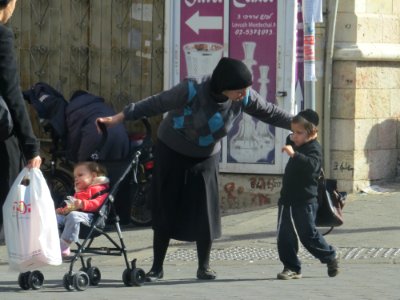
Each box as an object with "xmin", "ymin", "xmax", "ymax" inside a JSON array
[
  {"xmin": 16, "ymin": 122, "xmax": 150, "ymax": 291},
  {"xmin": 56, "ymin": 161, "xmax": 109, "ymax": 257}
]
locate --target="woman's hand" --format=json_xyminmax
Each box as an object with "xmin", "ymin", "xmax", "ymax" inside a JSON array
[
  {"xmin": 282, "ymin": 145, "xmax": 295, "ymax": 157},
  {"xmin": 26, "ymin": 155, "xmax": 42, "ymax": 169},
  {"xmin": 96, "ymin": 112, "xmax": 125, "ymax": 133}
]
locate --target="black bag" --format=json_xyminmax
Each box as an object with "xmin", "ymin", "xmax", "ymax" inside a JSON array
[
  {"xmin": 22, "ymin": 82, "xmax": 68, "ymax": 139},
  {"xmin": 316, "ymin": 169, "xmax": 346, "ymax": 232},
  {"xmin": 0, "ymin": 96, "xmax": 14, "ymax": 141}
]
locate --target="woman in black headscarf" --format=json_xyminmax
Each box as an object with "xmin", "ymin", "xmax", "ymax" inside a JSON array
[
  {"xmin": 97, "ymin": 57, "xmax": 292, "ymax": 281},
  {"xmin": 0, "ymin": 0, "xmax": 42, "ymax": 242}
]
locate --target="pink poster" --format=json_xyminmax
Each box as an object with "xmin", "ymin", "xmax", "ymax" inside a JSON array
[
  {"xmin": 227, "ymin": 1, "xmax": 278, "ymax": 164},
  {"xmin": 180, "ymin": 1, "xmax": 224, "ymax": 81}
]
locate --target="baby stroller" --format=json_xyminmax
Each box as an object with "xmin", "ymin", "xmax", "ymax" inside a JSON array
[
  {"xmin": 22, "ymin": 82, "xmax": 153, "ymax": 226},
  {"xmin": 61, "ymin": 121, "xmax": 152, "ymax": 291},
  {"xmin": 16, "ymin": 120, "xmax": 152, "ymax": 291}
]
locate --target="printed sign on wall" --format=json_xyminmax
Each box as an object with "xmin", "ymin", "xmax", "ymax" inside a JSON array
[
  {"xmin": 176, "ymin": 0, "xmax": 283, "ymax": 172},
  {"xmin": 227, "ymin": 1, "xmax": 278, "ymax": 164},
  {"xmin": 180, "ymin": 1, "xmax": 224, "ymax": 81}
]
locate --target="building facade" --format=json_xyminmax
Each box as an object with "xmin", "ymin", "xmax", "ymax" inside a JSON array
[{"xmin": 9, "ymin": 0, "xmax": 400, "ymax": 212}]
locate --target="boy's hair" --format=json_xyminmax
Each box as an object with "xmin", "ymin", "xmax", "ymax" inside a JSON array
[
  {"xmin": 74, "ymin": 161, "xmax": 107, "ymax": 176},
  {"xmin": 292, "ymin": 112, "xmax": 319, "ymax": 135}
]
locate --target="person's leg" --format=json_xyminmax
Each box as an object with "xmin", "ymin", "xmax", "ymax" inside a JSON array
[
  {"xmin": 146, "ymin": 230, "xmax": 170, "ymax": 282},
  {"xmin": 292, "ymin": 202, "xmax": 339, "ymax": 277},
  {"xmin": 196, "ymin": 238, "xmax": 216, "ymax": 279},
  {"xmin": 60, "ymin": 211, "xmax": 93, "ymax": 256},
  {"xmin": 276, "ymin": 204, "xmax": 302, "ymax": 278}
]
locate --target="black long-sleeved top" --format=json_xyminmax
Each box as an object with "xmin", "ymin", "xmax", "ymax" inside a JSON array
[
  {"xmin": 0, "ymin": 23, "xmax": 39, "ymax": 159},
  {"xmin": 279, "ymin": 138, "xmax": 322, "ymax": 205}
]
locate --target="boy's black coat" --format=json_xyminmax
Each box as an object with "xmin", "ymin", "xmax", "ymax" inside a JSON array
[{"xmin": 279, "ymin": 138, "xmax": 322, "ymax": 205}]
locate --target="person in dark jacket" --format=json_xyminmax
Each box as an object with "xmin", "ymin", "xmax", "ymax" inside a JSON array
[
  {"xmin": 277, "ymin": 109, "xmax": 339, "ymax": 280},
  {"xmin": 66, "ymin": 91, "xmax": 130, "ymax": 162},
  {"xmin": 0, "ymin": 0, "xmax": 42, "ymax": 242},
  {"xmin": 97, "ymin": 57, "xmax": 292, "ymax": 281}
]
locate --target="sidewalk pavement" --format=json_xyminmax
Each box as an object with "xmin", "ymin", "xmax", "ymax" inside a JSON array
[{"xmin": 1, "ymin": 181, "xmax": 400, "ymax": 299}]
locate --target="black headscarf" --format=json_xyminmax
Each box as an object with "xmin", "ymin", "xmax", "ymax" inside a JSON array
[{"xmin": 210, "ymin": 57, "xmax": 253, "ymax": 94}]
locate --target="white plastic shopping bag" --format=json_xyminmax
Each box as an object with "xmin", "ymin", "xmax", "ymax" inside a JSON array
[{"xmin": 2, "ymin": 168, "xmax": 62, "ymax": 272}]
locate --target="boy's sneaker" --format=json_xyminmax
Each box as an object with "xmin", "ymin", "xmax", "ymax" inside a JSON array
[
  {"xmin": 277, "ymin": 268, "xmax": 302, "ymax": 280},
  {"xmin": 327, "ymin": 256, "xmax": 340, "ymax": 277}
]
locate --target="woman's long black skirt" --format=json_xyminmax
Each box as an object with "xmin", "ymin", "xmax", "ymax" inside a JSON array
[{"xmin": 151, "ymin": 140, "xmax": 221, "ymax": 242}]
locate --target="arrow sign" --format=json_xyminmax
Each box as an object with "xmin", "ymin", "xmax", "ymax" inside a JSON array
[{"xmin": 186, "ymin": 11, "xmax": 223, "ymax": 35}]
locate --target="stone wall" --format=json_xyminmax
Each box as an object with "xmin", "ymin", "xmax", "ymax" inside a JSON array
[{"xmin": 331, "ymin": 0, "xmax": 400, "ymax": 191}]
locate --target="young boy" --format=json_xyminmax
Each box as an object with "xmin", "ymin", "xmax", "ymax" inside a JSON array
[{"xmin": 277, "ymin": 109, "xmax": 339, "ymax": 279}]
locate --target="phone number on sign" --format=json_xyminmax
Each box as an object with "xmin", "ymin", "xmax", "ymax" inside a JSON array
[{"xmin": 234, "ymin": 28, "xmax": 274, "ymax": 36}]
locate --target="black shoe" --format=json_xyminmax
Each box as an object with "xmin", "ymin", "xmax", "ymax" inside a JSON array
[
  {"xmin": 197, "ymin": 268, "xmax": 217, "ymax": 280},
  {"xmin": 327, "ymin": 256, "xmax": 340, "ymax": 277},
  {"xmin": 145, "ymin": 269, "xmax": 164, "ymax": 282}
]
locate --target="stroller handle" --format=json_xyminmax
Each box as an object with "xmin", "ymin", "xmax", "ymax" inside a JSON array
[
  {"xmin": 140, "ymin": 117, "xmax": 152, "ymax": 147},
  {"xmin": 96, "ymin": 121, "xmax": 108, "ymax": 152},
  {"xmin": 92, "ymin": 117, "xmax": 152, "ymax": 160}
]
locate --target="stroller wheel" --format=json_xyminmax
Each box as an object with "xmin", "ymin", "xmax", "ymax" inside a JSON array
[
  {"xmin": 28, "ymin": 270, "xmax": 44, "ymax": 290},
  {"xmin": 122, "ymin": 268, "xmax": 133, "ymax": 286},
  {"xmin": 131, "ymin": 268, "xmax": 146, "ymax": 286},
  {"xmin": 62, "ymin": 272, "xmax": 74, "ymax": 291},
  {"xmin": 73, "ymin": 271, "xmax": 90, "ymax": 291},
  {"xmin": 18, "ymin": 272, "xmax": 31, "ymax": 290},
  {"xmin": 130, "ymin": 182, "xmax": 152, "ymax": 227},
  {"xmin": 87, "ymin": 267, "xmax": 101, "ymax": 286}
]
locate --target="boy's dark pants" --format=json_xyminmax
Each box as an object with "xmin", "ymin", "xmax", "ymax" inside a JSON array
[{"xmin": 277, "ymin": 201, "xmax": 336, "ymax": 273}]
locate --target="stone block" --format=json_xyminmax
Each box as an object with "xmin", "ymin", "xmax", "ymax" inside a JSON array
[
  {"xmin": 332, "ymin": 61, "xmax": 357, "ymax": 88},
  {"xmin": 390, "ymin": 89, "xmax": 400, "ymax": 118},
  {"xmin": 330, "ymin": 119, "xmax": 355, "ymax": 150},
  {"xmin": 330, "ymin": 150, "xmax": 356, "ymax": 180},
  {"xmin": 395, "ymin": 1, "xmax": 400, "ymax": 14},
  {"xmin": 366, "ymin": 0, "xmax": 393, "ymax": 14},
  {"xmin": 355, "ymin": 63, "xmax": 380, "ymax": 89},
  {"xmin": 357, "ymin": 14, "xmax": 382, "ymax": 43},
  {"xmin": 354, "ymin": 118, "xmax": 376, "ymax": 150},
  {"xmin": 355, "ymin": 0, "xmax": 367, "ymax": 13},
  {"xmin": 331, "ymin": 89, "xmax": 356, "ymax": 118},
  {"xmin": 365, "ymin": 149, "xmax": 397, "ymax": 180},
  {"xmin": 355, "ymin": 89, "xmax": 391, "ymax": 118},
  {"xmin": 353, "ymin": 150, "xmax": 370, "ymax": 180},
  {"xmin": 335, "ymin": 13, "xmax": 358, "ymax": 43},
  {"xmin": 338, "ymin": 0, "xmax": 354, "ymax": 13},
  {"xmin": 376, "ymin": 63, "xmax": 400, "ymax": 89},
  {"xmin": 382, "ymin": 16, "xmax": 400, "ymax": 44},
  {"xmin": 376, "ymin": 118, "xmax": 397, "ymax": 149},
  {"xmin": 355, "ymin": 62, "xmax": 400, "ymax": 89},
  {"xmin": 338, "ymin": 0, "xmax": 367, "ymax": 14}
]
